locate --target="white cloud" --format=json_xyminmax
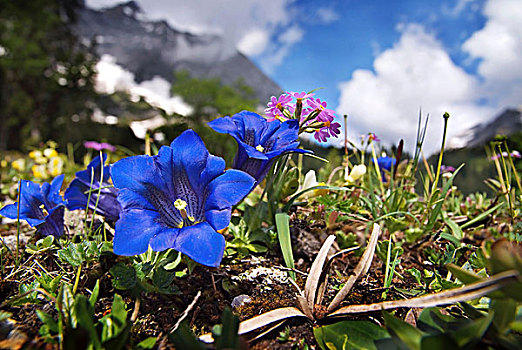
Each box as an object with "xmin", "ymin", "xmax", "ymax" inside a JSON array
[
  {"xmin": 316, "ymin": 7, "xmax": 340, "ymax": 24},
  {"xmin": 258, "ymin": 25, "xmax": 304, "ymax": 74},
  {"xmin": 462, "ymin": 0, "xmax": 522, "ymax": 106},
  {"xmin": 95, "ymin": 54, "xmax": 192, "ymax": 116},
  {"xmin": 279, "ymin": 26, "xmax": 304, "ymax": 44},
  {"xmin": 337, "ymin": 24, "xmax": 494, "ymax": 155},
  {"xmin": 237, "ymin": 29, "xmax": 270, "ymax": 56}
]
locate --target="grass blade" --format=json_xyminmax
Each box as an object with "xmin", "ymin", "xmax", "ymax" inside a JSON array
[{"xmin": 275, "ymin": 213, "xmax": 296, "ymax": 280}]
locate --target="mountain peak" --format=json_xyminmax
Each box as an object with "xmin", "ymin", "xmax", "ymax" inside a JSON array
[
  {"xmin": 449, "ymin": 107, "xmax": 522, "ymax": 149},
  {"xmin": 76, "ymin": 3, "xmax": 281, "ymax": 102}
]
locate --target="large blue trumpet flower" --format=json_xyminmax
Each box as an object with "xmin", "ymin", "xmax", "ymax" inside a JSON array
[
  {"xmin": 208, "ymin": 111, "xmax": 308, "ymax": 182},
  {"xmin": 64, "ymin": 154, "xmax": 121, "ymax": 222},
  {"xmin": 111, "ymin": 129, "xmax": 255, "ymax": 267},
  {"xmin": 0, "ymin": 175, "xmax": 66, "ymax": 237}
]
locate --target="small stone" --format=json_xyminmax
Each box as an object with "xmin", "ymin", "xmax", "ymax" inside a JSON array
[{"xmin": 231, "ymin": 294, "xmax": 252, "ymax": 309}]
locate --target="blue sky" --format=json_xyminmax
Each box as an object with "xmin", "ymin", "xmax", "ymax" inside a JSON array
[{"xmin": 87, "ymin": 0, "xmax": 522, "ymax": 154}]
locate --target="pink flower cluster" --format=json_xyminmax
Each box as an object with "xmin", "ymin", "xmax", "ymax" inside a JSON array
[
  {"xmin": 490, "ymin": 150, "xmax": 521, "ymax": 161},
  {"xmin": 265, "ymin": 91, "xmax": 341, "ymax": 142},
  {"xmin": 84, "ymin": 141, "xmax": 116, "ymax": 152}
]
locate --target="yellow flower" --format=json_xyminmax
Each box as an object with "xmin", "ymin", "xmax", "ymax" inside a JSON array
[
  {"xmin": 12, "ymin": 159, "xmax": 26, "ymax": 171},
  {"xmin": 32, "ymin": 164, "xmax": 47, "ymax": 179},
  {"xmin": 48, "ymin": 157, "xmax": 63, "ymax": 176},
  {"xmin": 1, "ymin": 160, "xmax": 7, "ymax": 168},
  {"xmin": 29, "ymin": 150, "xmax": 42, "ymax": 159},
  {"xmin": 43, "ymin": 148, "xmax": 58, "ymax": 158}
]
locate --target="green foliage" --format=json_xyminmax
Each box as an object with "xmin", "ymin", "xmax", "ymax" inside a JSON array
[
  {"xmin": 37, "ymin": 284, "xmax": 131, "ymax": 350},
  {"xmin": 314, "ymin": 321, "xmax": 393, "ymax": 350},
  {"xmin": 172, "ymin": 70, "xmax": 258, "ymax": 119},
  {"xmin": 275, "ymin": 213, "xmax": 296, "ymax": 280},
  {"xmin": 109, "ymin": 250, "xmax": 182, "ymax": 296},
  {"xmin": 0, "ymin": 0, "xmax": 97, "ymax": 150}
]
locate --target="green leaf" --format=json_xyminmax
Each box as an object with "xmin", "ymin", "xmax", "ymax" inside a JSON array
[
  {"xmin": 214, "ymin": 307, "xmax": 240, "ymax": 350},
  {"xmin": 460, "ymin": 202, "xmax": 505, "ymax": 229},
  {"xmin": 152, "ymin": 267, "xmax": 178, "ymax": 294},
  {"xmin": 426, "ymin": 164, "xmax": 463, "ymax": 230},
  {"xmin": 136, "ymin": 337, "xmax": 157, "ymax": 349},
  {"xmin": 446, "ymin": 264, "xmax": 483, "ymax": 284},
  {"xmin": 168, "ymin": 321, "xmax": 207, "ymax": 350},
  {"xmin": 36, "ymin": 310, "xmax": 59, "ymax": 333},
  {"xmin": 420, "ymin": 334, "xmax": 459, "ymax": 350},
  {"xmin": 74, "ymin": 295, "xmax": 101, "ymax": 350},
  {"xmin": 383, "ymin": 311, "xmax": 424, "ymax": 350},
  {"xmin": 89, "ymin": 280, "xmax": 100, "ymax": 308},
  {"xmin": 314, "ymin": 320, "xmax": 392, "ymax": 350},
  {"xmin": 444, "ymin": 217, "xmax": 463, "ymax": 240},
  {"xmin": 452, "ymin": 312, "xmax": 493, "ymax": 348},
  {"xmin": 110, "ymin": 263, "xmax": 137, "ymax": 290},
  {"xmin": 275, "ymin": 213, "xmax": 295, "ymax": 280},
  {"xmin": 111, "ymin": 294, "xmax": 128, "ymax": 326},
  {"xmin": 58, "ymin": 284, "xmax": 76, "ymax": 327},
  {"xmin": 0, "ymin": 311, "xmax": 12, "ymax": 322},
  {"xmin": 491, "ymin": 299, "xmax": 517, "ymax": 334},
  {"xmin": 58, "ymin": 243, "xmax": 86, "ymax": 267},
  {"xmin": 163, "ymin": 251, "xmax": 182, "ymax": 270}
]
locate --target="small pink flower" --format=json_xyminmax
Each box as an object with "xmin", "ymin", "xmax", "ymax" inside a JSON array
[
  {"xmin": 287, "ymin": 91, "xmax": 314, "ymax": 100},
  {"xmin": 84, "ymin": 141, "xmax": 116, "ymax": 152},
  {"xmin": 265, "ymin": 93, "xmax": 293, "ymax": 120},
  {"xmin": 307, "ymin": 98, "xmax": 336, "ymax": 122},
  {"xmin": 368, "ymin": 133, "xmax": 380, "ymax": 142}
]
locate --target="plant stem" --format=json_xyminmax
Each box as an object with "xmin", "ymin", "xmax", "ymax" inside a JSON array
[
  {"xmin": 73, "ymin": 264, "xmax": 82, "ymax": 294},
  {"xmin": 432, "ymin": 112, "xmax": 450, "ymax": 194},
  {"xmin": 15, "ymin": 180, "xmax": 21, "ymax": 269}
]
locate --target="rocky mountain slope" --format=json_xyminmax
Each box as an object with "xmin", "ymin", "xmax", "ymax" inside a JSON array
[
  {"xmin": 449, "ymin": 107, "xmax": 522, "ymax": 149},
  {"xmin": 75, "ymin": 1, "xmax": 281, "ymax": 103}
]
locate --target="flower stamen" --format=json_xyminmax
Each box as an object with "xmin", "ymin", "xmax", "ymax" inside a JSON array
[{"xmin": 256, "ymin": 145, "xmax": 265, "ymax": 152}]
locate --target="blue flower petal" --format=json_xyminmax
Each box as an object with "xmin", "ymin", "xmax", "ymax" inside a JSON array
[
  {"xmin": 205, "ymin": 169, "xmax": 255, "ymax": 211},
  {"xmin": 116, "ymin": 188, "xmax": 155, "ymax": 211},
  {"xmin": 173, "ymin": 222, "xmax": 225, "ymax": 267},
  {"xmin": 48, "ymin": 174, "xmax": 65, "ymax": 206},
  {"xmin": 112, "ymin": 155, "xmax": 164, "ymax": 195},
  {"xmin": 76, "ymin": 155, "xmax": 110, "ymax": 185},
  {"xmin": 0, "ymin": 202, "xmax": 45, "ymax": 227},
  {"xmin": 199, "ymin": 155, "xmax": 226, "ymax": 187},
  {"xmin": 19, "ymin": 180, "xmax": 47, "ymax": 226},
  {"xmin": 238, "ymin": 141, "xmax": 269, "ymax": 160},
  {"xmin": 38, "ymin": 206, "xmax": 65, "ymax": 237},
  {"xmin": 208, "ymin": 116, "xmax": 239, "ymax": 135},
  {"xmin": 65, "ymin": 174, "xmax": 121, "ymax": 222},
  {"xmin": 205, "ymin": 208, "xmax": 231, "ymax": 231},
  {"xmin": 169, "ymin": 129, "xmax": 210, "ymax": 194},
  {"xmin": 149, "ymin": 227, "xmax": 180, "ymax": 251},
  {"xmin": 113, "ymin": 209, "xmax": 164, "ymax": 256},
  {"xmin": 64, "ymin": 179, "xmax": 89, "ymax": 210}
]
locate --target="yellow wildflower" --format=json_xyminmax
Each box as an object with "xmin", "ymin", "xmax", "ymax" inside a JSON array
[
  {"xmin": 32, "ymin": 164, "xmax": 47, "ymax": 179},
  {"xmin": 12, "ymin": 159, "xmax": 26, "ymax": 171},
  {"xmin": 43, "ymin": 148, "xmax": 58, "ymax": 158}
]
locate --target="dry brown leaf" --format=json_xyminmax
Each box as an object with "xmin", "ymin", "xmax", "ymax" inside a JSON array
[
  {"xmin": 327, "ymin": 223, "xmax": 381, "ymax": 312},
  {"xmin": 304, "ymin": 235, "xmax": 336, "ymax": 310},
  {"xmin": 327, "ymin": 269, "xmax": 519, "ymax": 317}
]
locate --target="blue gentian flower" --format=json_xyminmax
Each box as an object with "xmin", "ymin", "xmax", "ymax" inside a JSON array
[
  {"xmin": 0, "ymin": 175, "xmax": 66, "ymax": 237},
  {"xmin": 208, "ymin": 111, "xmax": 309, "ymax": 182},
  {"xmin": 375, "ymin": 156, "xmax": 396, "ymax": 182},
  {"xmin": 111, "ymin": 129, "xmax": 255, "ymax": 267},
  {"xmin": 64, "ymin": 154, "xmax": 121, "ymax": 222}
]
